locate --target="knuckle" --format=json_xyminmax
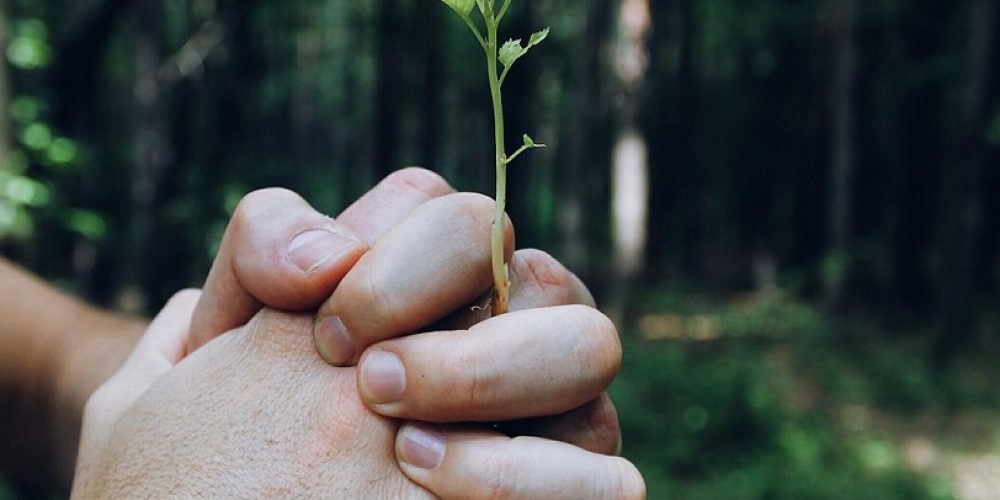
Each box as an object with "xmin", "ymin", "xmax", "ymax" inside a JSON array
[
  {"xmin": 444, "ymin": 349, "xmax": 494, "ymax": 410},
  {"xmin": 386, "ymin": 167, "xmax": 453, "ymax": 199},
  {"xmin": 83, "ymin": 383, "xmax": 112, "ymax": 420},
  {"xmin": 428, "ymin": 193, "xmax": 516, "ymax": 247},
  {"xmin": 231, "ymin": 188, "xmax": 303, "ymax": 234},
  {"xmin": 449, "ymin": 192, "xmax": 497, "ymax": 225},
  {"xmin": 235, "ymin": 188, "xmax": 301, "ymax": 218},
  {"xmin": 517, "ymin": 249, "xmax": 577, "ymax": 303},
  {"xmin": 347, "ymin": 264, "xmax": 403, "ymax": 336},
  {"xmin": 475, "ymin": 451, "xmax": 519, "ymax": 500},
  {"xmin": 246, "ymin": 309, "xmax": 315, "ymax": 356},
  {"xmin": 167, "ymin": 288, "xmax": 202, "ymax": 306}
]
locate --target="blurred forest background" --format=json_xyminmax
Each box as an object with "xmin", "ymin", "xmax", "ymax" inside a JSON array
[{"xmin": 1, "ymin": 0, "xmax": 999, "ymax": 498}]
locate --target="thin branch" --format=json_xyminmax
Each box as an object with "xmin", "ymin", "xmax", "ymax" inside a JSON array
[
  {"xmin": 157, "ymin": 21, "xmax": 225, "ymax": 84},
  {"xmin": 499, "ymin": 62, "xmax": 513, "ymax": 86},
  {"xmin": 504, "ymin": 143, "xmax": 545, "ymax": 165},
  {"xmin": 497, "ymin": 0, "xmax": 512, "ymax": 23}
]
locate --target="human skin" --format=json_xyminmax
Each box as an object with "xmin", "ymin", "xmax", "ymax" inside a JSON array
[
  {"xmin": 0, "ymin": 258, "xmax": 147, "ymax": 488},
  {"xmin": 187, "ymin": 168, "xmax": 629, "ymax": 455},
  {"xmin": 3, "ymin": 168, "xmax": 645, "ymax": 497},
  {"xmin": 73, "ymin": 178, "xmax": 645, "ymax": 498}
]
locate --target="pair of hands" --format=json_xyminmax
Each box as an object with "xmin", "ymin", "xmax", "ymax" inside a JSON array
[{"xmin": 71, "ymin": 169, "xmax": 645, "ymax": 498}]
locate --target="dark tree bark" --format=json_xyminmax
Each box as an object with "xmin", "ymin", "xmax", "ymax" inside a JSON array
[
  {"xmin": 0, "ymin": 0, "xmax": 10, "ymax": 162},
  {"xmin": 127, "ymin": 0, "xmax": 175, "ymax": 314},
  {"xmin": 420, "ymin": 5, "xmax": 443, "ymax": 169},
  {"xmin": 52, "ymin": 0, "xmax": 140, "ymax": 130},
  {"xmin": 556, "ymin": 0, "xmax": 615, "ymax": 276},
  {"xmin": 826, "ymin": 0, "xmax": 858, "ymax": 308},
  {"xmin": 935, "ymin": 0, "xmax": 997, "ymax": 362},
  {"xmin": 373, "ymin": 0, "xmax": 402, "ymax": 179}
]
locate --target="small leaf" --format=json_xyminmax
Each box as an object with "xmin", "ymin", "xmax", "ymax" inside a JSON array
[
  {"xmin": 523, "ymin": 134, "xmax": 535, "ymax": 147},
  {"xmin": 529, "ymin": 27, "xmax": 550, "ymax": 47},
  {"xmin": 499, "ymin": 39, "xmax": 525, "ymax": 68},
  {"xmin": 440, "ymin": 0, "xmax": 475, "ymax": 16}
]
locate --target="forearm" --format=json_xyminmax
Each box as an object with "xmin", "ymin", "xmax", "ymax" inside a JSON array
[{"xmin": 0, "ymin": 257, "xmax": 147, "ymax": 490}]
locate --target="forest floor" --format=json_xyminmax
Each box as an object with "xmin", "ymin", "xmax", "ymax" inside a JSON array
[{"xmin": 613, "ymin": 288, "xmax": 1000, "ymax": 500}]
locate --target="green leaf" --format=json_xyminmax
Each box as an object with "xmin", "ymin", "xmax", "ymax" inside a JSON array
[
  {"xmin": 523, "ymin": 134, "xmax": 535, "ymax": 147},
  {"xmin": 440, "ymin": 0, "xmax": 476, "ymax": 16},
  {"xmin": 499, "ymin": 27, "xmax": 550, "ymax": 70},
  {"xmin": 499, "ymin": 39, "xmax": 525, "ymax": 68},
  {"xmin": 529, "ymin": 27, "xmax": 550, "ymax": 47},
  {"xmin": 2, "ymin": 175, "xmax": 51, "ymax": 207},
  {"xmin": 65, "ymin": 209, "xmax": 108, "ymax": 241}
]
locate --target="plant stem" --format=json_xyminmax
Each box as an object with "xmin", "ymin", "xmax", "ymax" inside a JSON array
[{"xmin": 485, "ymin": 7, "xmax": 510, "ymax": 315}]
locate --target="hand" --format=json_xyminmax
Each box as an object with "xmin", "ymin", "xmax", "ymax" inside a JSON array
[
  {"xmin": 311, "ymin": 192, "xmax": 644, "ymax": 496},
  {"xmin": 74, "ymin": 291, "xmax": 435, "ymax": 497},
  {"xmin": 189, "ymin": 165, "xmax": 642, "ymax": 496},
  {"xmin": 80, "ymin": 168, "xmax": 644, "ymax": 497}
]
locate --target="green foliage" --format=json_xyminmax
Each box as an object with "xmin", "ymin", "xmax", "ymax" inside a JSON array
[
  {"xmin": 5, "ymin": 19, "xmax": 51, "ymax": 70},
  {"xmin": 615, "ymin": 290, "xmax": 962, "ymax": 499},
  {"xmin": 1, "ymin": 1, "xmax": 998, "ymax": 495},
  {"xmin": 498, "ymin": 28, "xmax": 548, "ymax": 71}
]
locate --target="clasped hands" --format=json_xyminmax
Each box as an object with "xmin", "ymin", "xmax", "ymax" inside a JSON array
[{"xmin": 71, "ymin": 169, "xmax": 645, "ymax": 499}]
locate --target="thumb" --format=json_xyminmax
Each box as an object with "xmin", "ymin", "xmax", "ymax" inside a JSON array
[{"xmin": 187, "ymin": 188, "xmax": 367, "ymax": 353}]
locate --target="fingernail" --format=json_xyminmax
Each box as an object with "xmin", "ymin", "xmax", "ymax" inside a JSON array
[
  {"xmin": 360, "ymin": 350, "xmax": 406, "ymax": 405},
  {"xmin": 314, "ymin": 316, "xmax": 356, "ymax": 365},
  {"xmin": 398, "ymin": 423, "xmax": 445, "ymax": 470},
  {"xmin": 288, "ymin": 229, "xmax": 358, "ymax": 274}
]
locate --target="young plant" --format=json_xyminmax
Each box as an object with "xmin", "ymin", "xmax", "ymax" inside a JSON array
[{"xmin": 439, "ymin": 0, "xmax": 548, "ymax": 316}]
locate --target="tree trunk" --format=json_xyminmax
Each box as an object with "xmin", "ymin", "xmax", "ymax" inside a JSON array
[
  {"xmin": 605, "ymin": 0, "xmax": 651, "ymax": 325},
  {"xmin": 420, "ymin": 5, "xmax": 442, "ymax": 169},
  {"xmin": 826, "ymin": 0, "xmax": 857, "ymax": 308},
  {"xmin": 935, "ymin": 0, "xmax": 997, "ymax": 363},
  {"xmin": 373, "ymin": 0, "xmax": 401, "ymax": 179},
  {"xmin": 126, "ymin": 0, "xmax": 173, "ymax": 314},
  {"xmin": 0, "ymin": 0, "xmax": 10, "ymax": 164},
  {"xmin": 52, "ymin": 0, "xmax": 139, "ymax": 130},
  {"xmin": 557, "ymin": 0, "xmax": 614, "ymax": 276}
]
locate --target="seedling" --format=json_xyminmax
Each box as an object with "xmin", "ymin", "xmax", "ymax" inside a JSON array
[{"xmin": 439, "ymin": 0, "xmax": 548, "ymax": 315}]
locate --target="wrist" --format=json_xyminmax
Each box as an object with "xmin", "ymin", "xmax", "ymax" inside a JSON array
[{"xmin": 46, "ymin": 304, "xmax": 147, "ymax": 486}]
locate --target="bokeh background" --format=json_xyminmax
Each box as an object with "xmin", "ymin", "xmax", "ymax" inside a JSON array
[{"xmin": 1, "ymin": 0, "xmax": 999, "ymax": 498}]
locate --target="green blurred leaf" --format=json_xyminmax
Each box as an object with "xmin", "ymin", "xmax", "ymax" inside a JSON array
[
  {"xmin": 2, "ymin": 175, "xmax": 51, "ymax": 207},
  {"xmin": 858, "ymin": 439, "xmax": 899, "ymax": 471},
  {"xmin": 65, "ymin": 209, "xmax": 108, "ymax": 241},
  {"xmin": 9, "ymin": 96, "xmax": 43, "ymax": 124},
  {"xmin": 0, "ymin": 203, "xmax": 34, "ymax": 239},
  {"xmin": 46, "ymin": 138, "xmax": 79, "ymax": 167},
  {"xmin": 15, "ymin": 19, "xmax": 49, "ymax": 41},
  {"xmin": 6, "ymin": 36, "xmax": 52, "ymax": 70},
  {"xmin": 20, "ymin": 123, "xmax": 53, "ymax": 151}
]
